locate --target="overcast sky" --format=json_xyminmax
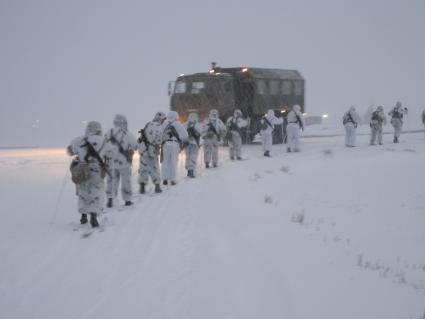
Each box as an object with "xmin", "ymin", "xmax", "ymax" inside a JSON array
[{"xmin": 1, "ymin": 0, "xmax": 424, "ymax": 146}]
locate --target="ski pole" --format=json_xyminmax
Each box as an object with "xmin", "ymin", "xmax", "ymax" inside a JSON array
[{"xmin": 49, "ymin": 160, "xmax": 70, "ymax": 227}]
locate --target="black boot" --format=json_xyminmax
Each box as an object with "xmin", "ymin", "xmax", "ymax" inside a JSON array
[
  {"xmin": 230, "ymin": 156, "xmax": 235, "ymax": 160},
  {"xmin": 264, "ymin": 151, "xmax": 270, "ymax": 157},
  {"xmin": 171, "ymin": 181, "xmax": 177, "ymax": 186},
  {"xmin": 125, "ymin": 201, "xmax": 133, "ymax": 206},
  {"xmin": 80, "ymin": 214, "xmax": 88, "ymax": 225},
  {"xmin": 187, "ymin": 170, "xmax": 190, "ymax": 177},
  {"xmin": 205, "ymin": 162, "xmax": 210, "ymax": 168},
  {"xmin": 188, "ymin": 170, "xmax": 195, "ymax": 178},
  {"xmin": 163, "ymin": 180, "xmax": 168, "ymax": 185},
  {"xmin": 213, "ymin": 163, "xmax": 217, "ymax": 168},
  {"xmin": 237, "ymin": 156, "xmax": 242, "ymax": 160},
  {"xmin": 155, "ymin": 183, "xmax": 162, "ymax": 193},
  {"xmin": 107, "ymin": 198, "xmax": 113, "ymax": 208},
  {"xmin": 90, "ymin": 213, "xmax": 99, "ymax": 228}
]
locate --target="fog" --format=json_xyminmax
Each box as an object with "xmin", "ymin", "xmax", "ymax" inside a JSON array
[{"xmin": 1, "ymin": 0, "xmax": 424, "ymax": 147}]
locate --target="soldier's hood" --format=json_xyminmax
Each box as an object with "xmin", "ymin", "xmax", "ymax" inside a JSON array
[
  {"xmin": 293, "ymin": 105, "xmax": 301, "ymax": 112},
  {"xmin": 167, "ymin": 111, "xmax": 179, "ymax": 122},
  {"xmin": 85, "ymin": 121, "xmax": 102, "ymax": 137},
  {"xmin": 113, "ymin": 114, "xmax": 128, "ymax": 130}
]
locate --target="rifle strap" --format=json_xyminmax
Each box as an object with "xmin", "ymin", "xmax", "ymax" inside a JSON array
[
  {"xmin": 264, "ymin": 117, "xmax": 273, "ymax": 129},
  {"xmin": 109, "ymin": 129, "xmax": 131, "ymax": 162}
]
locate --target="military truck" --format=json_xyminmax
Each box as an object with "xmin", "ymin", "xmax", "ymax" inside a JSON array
[{"xmin": 169, "ymin": 64, "xmax": 305, "ymax": 143}]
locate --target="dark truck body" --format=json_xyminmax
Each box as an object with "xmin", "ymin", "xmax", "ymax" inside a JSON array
[{"xmin": 170, "ymin": 66, "xmax": 305, "ymax": 143}]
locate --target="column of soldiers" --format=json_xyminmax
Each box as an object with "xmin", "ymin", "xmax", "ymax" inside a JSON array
[
  {"xmin": 342, "ymin": 101, "xmax": 413, "ymax": 147},
  {"xmin": 68, "ymin": 109, "xmax": 237, "ymax": 228},
  {"xmin": 68, "ymin": 102, "xmax": 423, "ymax": 228}
]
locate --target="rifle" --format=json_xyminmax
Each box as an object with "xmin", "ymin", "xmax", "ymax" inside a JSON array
[
  {"xmin": 347, "ymin": 112, "xmax": 357, "ymax": 128},
  {"xmin": 165, "ymin": 124, "xmax": 183, "ymax": 149},
  {"xmin": 207, "ymin": 122, "xmax": 221, "ymax": 141},
  {"xmin": 108, "ymin": 129, "xmax": 133, "ymax": 163},
  {"xmin": 138, "ymin": 128, "xmax": 154, "ymax": 147},
  {"xmin": 82, "ymin": 139, "xmax": 111, "ymax": 177},
  {"xmin": 229, "ymin": 119, "xmax": 242, "ymax": 135},
  {"xmin": 187, "ymin": 126, "xmax": 200, "ymax": 148},
  {"xmin": 295, "ymin": 113, "xmax": 304, "ymax": 130}
]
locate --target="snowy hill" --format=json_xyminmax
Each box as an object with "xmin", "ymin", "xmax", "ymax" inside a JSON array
[{"xmin": 0, "ymin": 133, "xmax": 424, "ymax": 319}]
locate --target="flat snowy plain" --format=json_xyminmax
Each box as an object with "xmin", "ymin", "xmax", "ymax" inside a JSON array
[{"xmin": 0, "ymin": 129, "xmax": 424, "ymax": 319}]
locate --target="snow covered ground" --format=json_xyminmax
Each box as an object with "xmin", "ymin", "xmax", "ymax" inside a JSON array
[{"xmin": 0, "ymin": 131, "xmax": 424, "ymax": 319}]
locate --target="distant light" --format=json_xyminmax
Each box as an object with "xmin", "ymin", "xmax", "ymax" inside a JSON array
[
  {"xmin": 303, "ymin": 113, "xmax": 307, "ymax": 116},
  {"xmin": 208, "ymin": 69, "xmax": 215, "ymax": 74},
  {"xmin": 322, "ymin": 114, "xmax": 329, "ymax": 118},
  {"xmin": 241, "ymin": 67, "xmax": 248, "ymax": 73},
  {"xmin": 280, "ymin": 110, "xmax": 286, "ymax": 113},
  {"xmin": 215, "ymin": 72, "xmax": 221, "ymax": 75},
  {"xmin": 179, "ymin": 74, "xmax": 185, "ymax": 77}
]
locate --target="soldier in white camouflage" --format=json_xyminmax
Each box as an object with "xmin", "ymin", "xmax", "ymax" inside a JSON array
[
  {"xmin": 67, "ymin": 121, "xmax": 106, "ymax": 228},
  {"xmin": 202, "ymin": 109, "xmax": 226, "ymax": 168},
  {"xmin": 183, "ymin": 112, "xmax": 202, "ymax": 178},
  {"xmin": 388, "ymin": 101, "xmax": 408, "ymax": 143},
  {"xmin": 104, "ymin": 114, "xmax": 138, "ymax": 207},
  {"xmin": 161, "ymin": 111, "xmax": 188, "ymax": 185},
  {"xmin": 369, "ymin": 106, "xmax": 387, "ymax": 145},
  {"xmin": 138, "ymin": 112, "xmax": 166, "ymax": 194},
  {"xmin": 226, "ymin": 109, "xmax": 248, "ymax": 160},
  {"xmin": 422, "ymin": 109, "xmax": 425, "ymax": 139},
  {"xmin": 286, "ymin": 104, "xmax": 305, "ymax": 152},
  {"xmin": 260, "ymin": 109, "xmax": 283, "ymax": 157},
  {"xmin": 342, "ymin": 106, "xmax": 360, "ymax": 147}
]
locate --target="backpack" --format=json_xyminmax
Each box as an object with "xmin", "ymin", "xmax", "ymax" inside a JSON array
[{"xmin": 70, "ymin": 158, "xmax": 90, "ymax": 184}]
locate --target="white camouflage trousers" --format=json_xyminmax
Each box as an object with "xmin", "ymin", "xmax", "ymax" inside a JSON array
[
  {"xmin": 106, "ymin": 166, "xmax": 132, "ymax": 201},
  {"xmin": 203, "ymin": 137, "xmax": 219, "ymax": 166},
  {"xmin": 344, "ymin": 123, "xmax": 356, "ymax": 147},
  {"xmin": 391, "ymin": 118, "xmax": 403, "ymax": 140},
  {"xmin": 261, "ymin": 130, "xmax": 273, "ymax": 152},
  {"xmin": 286, "ymin": 123, "xmax": 301, "ymax": 151},
  {"xmin": 370, "ymin": 124, "xmax": 383, "ymax": 145},
  {"xmin": 77, "ymin": 164, "xmax": 105, "ymax": 215},
  {"xmin": 138, "ymin": 151, "xmax": 161, "ymax": 185},
  {"xmin": 229, "ymin": 131, "xmax": 242, "ymax": 158},
  {"xmin": 185, "ymin": 143, "xmax": 199, "ymax": 171},
  {"xmin": 161, "ymin": 141, "xmax": 180, "ymax": 182}
]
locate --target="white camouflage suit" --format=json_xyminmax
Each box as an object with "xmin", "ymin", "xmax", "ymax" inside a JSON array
[
  {"xmin": 286, "ymin": 104, "xmax": 305, "ymax": 152},
  {"xmin": 161, "ymin": 111, "xmax": 188, "ymax": 184},
  {"xmin": 343, "ymin": 106, "xmax": 361, "ymax": 147},
  {"xmin": 138, "ymin": 112, "xmax": 166, "ymax": 187},
  {"xmin": 422, "ymin": 110, "xmax": 425, "ymax": 139},
  {"xmin": 370, "ymin": 106, "xmax": 387, "ymax": 145},
  {"xmin": 388, "ymin": 102, "xmax": 408, "ymax": 143},
  {"xmin": 202, "ymin": 109, "xmax": 227, "ymax": 167},
  {"xmin": 260, "ymin": 109, "xmax": 284, "ymax": 156},
  {"xmin": 67, "ymin": 121, "xmax": 106, "ymax": 217},
  {"xmin": 104, "ymin": 114, "xmax": 138, "ymax": 204},
  {"xmin": 226, "ymin": 109, "xmax": 248, "ymax": 159},
  {"xmin": 183, "ymin": 112, "xmax": 202, "ymax": 176}
]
